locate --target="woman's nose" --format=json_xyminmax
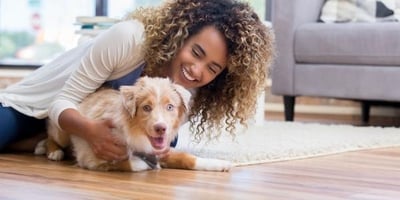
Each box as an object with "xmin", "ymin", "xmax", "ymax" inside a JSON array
[{"xmin": 190, "ymin": 64, "xmax": 203, "ymax": 79}]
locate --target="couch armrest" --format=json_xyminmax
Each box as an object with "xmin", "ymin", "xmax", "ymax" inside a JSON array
[{"xmin": 270, "ymin": 0, "xmax": 325, "ymax": 95}]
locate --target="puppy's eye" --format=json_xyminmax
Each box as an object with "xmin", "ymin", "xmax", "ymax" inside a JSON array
[
  {"xmin": 143, "ymin": 105, "xmax": 152, "ymax": 112},
  {"xmin": 166, "ymin": 104, "xmax": 174, "ymax": 111}
]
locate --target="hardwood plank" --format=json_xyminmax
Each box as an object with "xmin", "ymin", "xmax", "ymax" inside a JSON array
[{"xmin": 1, "ymin": 147, "xmax": 400, "ymax": 200}]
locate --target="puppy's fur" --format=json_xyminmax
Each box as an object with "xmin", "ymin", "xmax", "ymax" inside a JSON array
[{"xmin": 35, "ymin": 76, "xmax": 231, "ymax": 172}]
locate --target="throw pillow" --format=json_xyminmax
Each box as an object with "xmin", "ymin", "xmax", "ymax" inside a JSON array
[{"xmin": 319, "ymin": 0, "xmax": 400, "ymax": 23}]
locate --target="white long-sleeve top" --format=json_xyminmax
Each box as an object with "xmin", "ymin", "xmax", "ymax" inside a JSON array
[{"xmin": 0, "ymin": 19, "xmax": 146, "ymax": 129}]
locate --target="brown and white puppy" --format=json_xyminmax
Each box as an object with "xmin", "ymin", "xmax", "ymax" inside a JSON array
[{"xmin": 35, "ymin": 76, "xmax": 232, "ymax": 172}]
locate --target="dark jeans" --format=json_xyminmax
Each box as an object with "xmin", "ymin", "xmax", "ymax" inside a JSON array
[{"xmin": 0, "ymin": 104, "xmax": 46, "ymax": 151}]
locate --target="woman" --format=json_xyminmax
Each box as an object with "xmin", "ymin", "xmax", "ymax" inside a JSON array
[{"xmin": 0, "ymin": 0, "xmax": 274, "ymax": 161}]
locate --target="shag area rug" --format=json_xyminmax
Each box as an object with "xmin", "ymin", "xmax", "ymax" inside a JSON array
[{"xmin": 175, "ymin": 121, "xmax": 400, "ymax": 166}]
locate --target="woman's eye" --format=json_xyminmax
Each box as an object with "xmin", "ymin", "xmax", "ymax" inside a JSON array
[
  {"xmin": 208, "ymin": 65, "xmax": 218, "ymax": 74},
  {"xmin": 143, "ymin": 105, "xmax": 152, "ymax": 112},
  {"xmin": 192, "ymin": 49, "xmax": 200, "ymax": 57},
  {"xmin": 166, "ymin": 104, "xmax": 174, "ymax": 111}
]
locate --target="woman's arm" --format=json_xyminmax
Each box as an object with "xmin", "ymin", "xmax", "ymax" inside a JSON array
[{"xmin": 48, "ymin": 20, "xmax": 144, "ymax": 161}]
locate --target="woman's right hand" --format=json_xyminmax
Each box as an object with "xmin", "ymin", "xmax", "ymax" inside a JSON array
[
  {"xmin": 85, "ymin": 119, "xmax": 128, "ymax": 161},
  {"xmin": 58, "ymin": 109, "xmax": 127, "ymax": 162}
]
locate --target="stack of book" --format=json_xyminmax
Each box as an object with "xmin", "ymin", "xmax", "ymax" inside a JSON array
[{"xmin": 74, "ymin": 16, "xmax": 120, "ymax": 43}]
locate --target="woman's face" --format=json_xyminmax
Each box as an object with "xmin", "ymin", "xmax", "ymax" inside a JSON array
[{"xmin": 166, "ymin": 26, "xmax": 228, "ymax": 89}]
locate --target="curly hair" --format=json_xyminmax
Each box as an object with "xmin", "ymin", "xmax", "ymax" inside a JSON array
[{"xmin": 126, "ymin": 0, "xmax": 275, "ymax": 140}]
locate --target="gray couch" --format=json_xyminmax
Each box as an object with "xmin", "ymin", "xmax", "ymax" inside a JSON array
[{"xmin": 270, "ymin": 0, "xmax": 400, "ymax": 123}]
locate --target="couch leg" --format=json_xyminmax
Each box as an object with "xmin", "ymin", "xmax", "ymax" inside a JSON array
[
  {"xmin": 283, "ymin": 96, "xmax": 295, "ymax": 121},
  {"xmin": 361, "ymin": 101, "xmax": 370, "ymax": 125}
]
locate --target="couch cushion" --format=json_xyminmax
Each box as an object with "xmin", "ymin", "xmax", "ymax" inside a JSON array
[{"xmin": 294, "ymin": 22, "xmax": 400, "ymax": 65}]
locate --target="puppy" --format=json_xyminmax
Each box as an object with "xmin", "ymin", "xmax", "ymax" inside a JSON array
[{"xmin": 35, "ymin": 76, "xmax": 232, "ymax": 172}]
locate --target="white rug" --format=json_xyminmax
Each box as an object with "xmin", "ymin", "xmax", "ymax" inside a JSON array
[{"xmin": 175, "ymin": 121, "xmax": 400, "ymax": 166}]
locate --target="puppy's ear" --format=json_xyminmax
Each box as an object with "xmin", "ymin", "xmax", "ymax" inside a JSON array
[
  {"xmin": 172, "ymin": 84, "xmax": 192, "ymax": 112},
  {"xmin": 120, "ymin": 86, "xmax": 136, "ymax": 117}
]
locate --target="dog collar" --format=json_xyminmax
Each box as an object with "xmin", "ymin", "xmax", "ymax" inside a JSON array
[{"xmin": 133, "ymin": 152, "xmax": 159, "ymax": 169}]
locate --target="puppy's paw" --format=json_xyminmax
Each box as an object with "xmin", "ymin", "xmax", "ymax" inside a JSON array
[
  {"xmin": 195, "ymin": 158, "xmax": 233, "ymax": 172},
  {"xmin": 34, "ymin": 139, "xmax": 47, "ymax": 155},
  {"xmin": 47, "ymin": 149, "xmax": 65, "ymax": 161}
]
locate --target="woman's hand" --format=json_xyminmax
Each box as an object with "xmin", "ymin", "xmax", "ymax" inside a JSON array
[
  {"xmin": 85, "ymin": 119, "xmax": 128, "ymax": 161},
  {"xmin": 58, "ymin": 109, "xmax": 128, "ymax": 161}
]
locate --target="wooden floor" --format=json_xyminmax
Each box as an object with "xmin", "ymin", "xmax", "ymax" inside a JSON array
[
  {"xmin": 1, "ymin": 148, "xmax": 400, "ymax": 200},
  {"xmin": 1, "ymin": 112, "xmax": 400, "ymax": 200}
]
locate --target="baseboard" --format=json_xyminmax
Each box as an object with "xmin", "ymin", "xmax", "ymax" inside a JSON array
[{"xmin": 265, "ymin": 102, "xmax": 400, "ymax": 117}]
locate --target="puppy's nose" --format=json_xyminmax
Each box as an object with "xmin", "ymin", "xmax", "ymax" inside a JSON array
[{"xmin": 154, "ymin": 123, "xmax": 167, "ymax": 135}]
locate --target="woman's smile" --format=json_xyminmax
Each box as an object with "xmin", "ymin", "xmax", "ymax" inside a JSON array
[{"xmin": 182, "ymin": 67, "xmax": 196, "ymax": 82}]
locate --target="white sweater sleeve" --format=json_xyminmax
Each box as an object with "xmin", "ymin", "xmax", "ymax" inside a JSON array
[{"xmin": 48, "ymin": 20, "xmax": 144, "ymax": 129}]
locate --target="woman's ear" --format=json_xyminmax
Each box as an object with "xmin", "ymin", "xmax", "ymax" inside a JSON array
[{"xmin": 119, "ymin": 86, "xmax": 137, "ymax": 117}]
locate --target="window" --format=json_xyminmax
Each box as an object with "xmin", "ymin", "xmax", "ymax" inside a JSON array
[
  {"xmin": 107, "ymin": 0, "xmax": 268, "ymax": 21},
  {"xmin": 0, "ymin": 0, "xmax": 268, "ymax": 67},
  {"xmin": 0, "ymin": 0, "xmax": 95, "ymax": 66},
  {"xmin": 107, "ymin": 0, "xmax": 163, "ymax": 19}
]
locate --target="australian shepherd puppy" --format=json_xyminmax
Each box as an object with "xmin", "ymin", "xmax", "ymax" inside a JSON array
[{"xmin": 35, "ymin": 76, "xmax": 231, "ymax": 172}]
